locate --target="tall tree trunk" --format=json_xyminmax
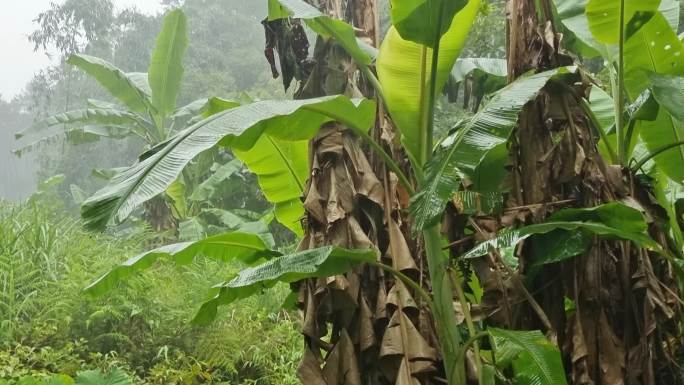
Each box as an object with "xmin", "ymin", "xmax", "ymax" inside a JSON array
[
  {"xmin": 462, "ymin": 1, "xmax": 681, "ymax": 384},
  {"xmin": 291, "ymin": 1, "xmax": 445, "ymax": 384}
]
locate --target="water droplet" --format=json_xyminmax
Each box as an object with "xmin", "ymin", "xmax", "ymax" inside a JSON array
[
  {"xmin": 676, "ymin": 52, "xmax": 681, "ymax": 57},
  {"xmin": 665, "ymin": 44, "xmax": 672, "ymax": 50},
  {"xmin": 603, "ymin": 12, "xmax": 608, "ymax": 16},
  {"xmin": 651, "ymin": 41, "xmax": 656, "ymax": 47}
]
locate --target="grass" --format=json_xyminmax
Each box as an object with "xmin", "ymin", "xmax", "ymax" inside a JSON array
[{"xmin": 0, "ymin": 199, "xmax": 301, "ymax": 385}]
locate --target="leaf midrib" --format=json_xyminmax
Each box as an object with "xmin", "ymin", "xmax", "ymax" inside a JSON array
[{"xmin": 266, "ymin": 135, "xmax": 305, "ymax": 193}]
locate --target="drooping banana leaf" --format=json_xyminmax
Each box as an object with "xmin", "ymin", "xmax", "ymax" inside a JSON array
[
  {"xmin": 268, "ymin": 0, "xmax": 373, "ymax": 67},
  {"xmin": 234, "ymin": 134, "xmax": 308, "ymax": 237},
  {"xmin": 462, "ymin": 202, "xmax": 660, "ymax": 263},
  {"xmin": 449, "ymin": 58, "xmax": 508, "ymax": 101},
  {"xmin": 389, "ymin": 0, "xmax": 468, "ymax": 48},
  {"xmin": 16, "ymin": 109, "xmax": 145, "ymax": 140},
  {"xmin": 85, "ymin": 232, "xmax": 279, "ymax": 297},
  {"xmin": 192, "ymin": 246, "xmax": 376, "ymax": 324},
  {"xmin": 488, "ymin": 328, "xmax": 568, "ymax": 385},
  {"xmin": 410, "ymin": 67, "xmax": 572, "ymax": 232},
  {"xmin": 81, "ymin": 96, "xmax": 375, "ymax": 231},
  {"xmin": 451, "ymin": 58, "xmax": 508, "ymax": 83},
  {"xmin": 67, "ymin": 54, "xmax": 152, "ymax": 113},
  {"xmin": 148, "ymin": 9, "xmax": 188, "ymax": 122},
  {"xmin": 377, "ymin": 0, "xmax": 480, "ymax": 164},
  {"xmin": 14, "ymin": 109, "xmax": 149, "ymax": 154}
]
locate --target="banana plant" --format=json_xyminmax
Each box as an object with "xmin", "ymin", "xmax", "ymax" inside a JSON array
[
  {"xmin": 81, "ymin": 1, "xmax": 591, "ymax": 384},
  {"xmin": 14, "ymin": 9, "xmax": 247, "ymax": 231},
  {"xmin": 553, "ymin": 0, "xmax": 683, "ymax": 176},
  {"xmin": 552, "ymin": 0, "xmax": 684, "ymax": 251},
  {"xmin": 15, "ymin": 9, "xmax": 192, "ymax": 151}
]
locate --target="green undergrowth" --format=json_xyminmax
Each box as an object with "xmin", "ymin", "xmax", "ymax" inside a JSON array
[{"xmin": 0, "ymin": 200, "xmax": 301, "ymax": 385}]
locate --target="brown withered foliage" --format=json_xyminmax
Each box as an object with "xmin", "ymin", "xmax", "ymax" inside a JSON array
[{"xmin": 277, "ymin": 1, "xmax": 447, "ymax": 384}]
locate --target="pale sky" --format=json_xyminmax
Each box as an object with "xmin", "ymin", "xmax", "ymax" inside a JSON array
[{"xmin": 0, "ymin": 0, "xmax": 164, "ymax": 100}]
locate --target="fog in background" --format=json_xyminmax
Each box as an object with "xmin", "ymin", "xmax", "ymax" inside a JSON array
[
  {"xmin": 0, "ymin": 0, "xmax": 279, "ymax": 203},
  {"xmin": 0, "ymin": 0, "xmax": 508, "ymax": 205}
]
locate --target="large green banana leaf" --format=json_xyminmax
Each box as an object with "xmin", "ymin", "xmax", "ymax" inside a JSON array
[
  {"xmin": 148, "ymin": 9, "xmax": 188, "ymax": 122},
  {"xmin": 410, "ymin": 67, "xmax": 572, "ymax": 231},
  {"xmin": 389, "ymin": 0, "xmax": 468, "ymax": 48},
  {"xmin": 14, "ymin": 109, "xmax": 149, "ymax": 155},
  {"xmin": 553, "ymin": 0, "xmax": 679, "ymax": 58},
  {"xmin": 176, "ymin": 95, "xmax": 308, "ymax": 236},
  {"xmin": 623, "ymin": 13, "xmax": 684, "ymax": 99},
  {"xmin": 645, "ymin": 73, "xmax": 684, "ymax": 183},
  {"xmin": 268, "ymin": 0, "xmax": 373, "ymax": 67},
  {"xmin": 81, "ymin": 96, "xmax": 375, "ymax": 231},
  {"xmin": 623, "ymin": 15, "xmax": 684, "ymax": 183},
  {"xmin": 67, "ymin": 54, "xmax": 152, "ymax": 113},
  {"xmin": 234, "ymin": 135, "xmax": 308, "ymax": 237},
  {"xmin": 85, "ymin": 232, "xmax": 279, "ymax": 297},
  {"xmin": 585, "ymin": 0, "xmax": 659, "ymax": 44},
  {"xmin": 193, "ymin": 246, "xmax": 376, "ymax": 324},
  {"xmin": 377, "ymin": 0, "xmax": 480, "ymax": 164}
]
